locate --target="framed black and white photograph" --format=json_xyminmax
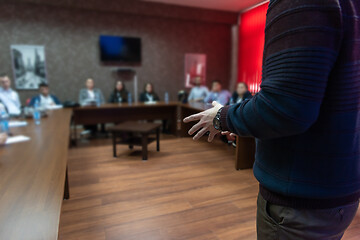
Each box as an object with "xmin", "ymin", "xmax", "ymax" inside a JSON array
[{"xmin": 10, "ymin": 45, "xmax": 47, "ymax": 90}]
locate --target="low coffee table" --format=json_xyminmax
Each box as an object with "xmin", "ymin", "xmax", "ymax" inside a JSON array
[{"xmin": 109, "ymin": 121, "xmax": 161, "ymax": 160}]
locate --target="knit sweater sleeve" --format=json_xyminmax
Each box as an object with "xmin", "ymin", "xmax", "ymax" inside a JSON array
[{"xmin": 220, "ymin": 0, "xmax": 343, "ymax": 140}]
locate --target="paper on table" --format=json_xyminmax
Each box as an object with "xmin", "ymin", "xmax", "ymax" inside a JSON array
[
  {"xmin": 5, "ymin": 135, "xmax": 30, "ymax": 145},
  {"xmin": 9, "ymin": 121, "xmax": 28, "ymax": 128},
  {"xmin": 144, "ymin": 101, "xmax": 157, "ymax": 105},
  {"xmin": 46, "ymin": 105, "xmax": 63, "ymax": 110}
]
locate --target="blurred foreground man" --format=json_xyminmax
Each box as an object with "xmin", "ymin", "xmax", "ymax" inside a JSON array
[
  {"xmin": 0, "ymin": 74, "xmax": 21, "ymax": 116},
  {"xmin": 184, "ymin": 0, "xmax": 360, "ymax": 239}
]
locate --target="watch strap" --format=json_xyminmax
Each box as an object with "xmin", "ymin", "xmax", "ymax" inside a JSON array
[{"xmin": 213, "ymin": 107, "xmax": 223, "ymax": 131}]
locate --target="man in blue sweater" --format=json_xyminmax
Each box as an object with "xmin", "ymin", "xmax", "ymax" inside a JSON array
[{"xmin": 184, "ymin": 0, "xmax": 360, "ymax": 239}]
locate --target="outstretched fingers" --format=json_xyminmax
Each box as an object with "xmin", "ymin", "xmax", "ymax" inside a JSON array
[
  {"xmin": 188, "ymin": 121, "xmax": 205, "ymax": 135},
  {"xmin": 208, "ymin": 131, "xmax": 217, "ymax": 142},
  {"xmin": 183, "ymin": 113, "xmax": 203, "ymax": 123},
  {"xmin": 193, "ymin": 127, "xmax": 209, "ymax": 140}
]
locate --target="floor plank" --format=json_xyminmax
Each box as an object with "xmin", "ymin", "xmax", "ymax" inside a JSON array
[{"xmin": 59, "ymin": 136, "xmax": 360, "ymax": 239}]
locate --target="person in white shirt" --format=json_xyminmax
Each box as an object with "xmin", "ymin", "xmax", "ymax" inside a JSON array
[
  {"xmin": 29, "ymin": 83, "xmax": 61, "ymax": 108},
  {"xmin": 188, "ymin": 77, "xmax": 209, "ymax": 103},
  {"xmin": 0, "ymin": 74, "xmax": 21, "ymax": 116}
]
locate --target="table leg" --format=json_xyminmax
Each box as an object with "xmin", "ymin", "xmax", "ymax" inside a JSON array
[
  {"xmin": 64, "ymin": 166, "xmax": 70, "ymax": 200},
  {"xmin": 129, "ymin": 132, "xmax": 134, "ymax": 149},
  {"xmin": 112, "ymin": 132, "xmax": 117, "ymax": 158},
  {"xmin": 156, "ymin": 127, "xmax": 160, "ymax": 151},
  {"xmin": 73, "ymin": 122, "xmax": 77, "ymax": 147},
  {"xmin": 172, "ymin": 106, "xmax": 178, "ymax": 136},
  {"xmin": 142, "ymin": 134, "xmax": 148, "ymax": 160}
]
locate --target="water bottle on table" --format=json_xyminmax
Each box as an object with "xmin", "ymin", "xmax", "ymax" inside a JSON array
[
  {"xmin": 96, "ymin": 97, "xmax": 101, "ymax": 107},
  {"xmin": 33, "ymin": 100, "xmax": 41, "ymax": 125},
  {"xmin": 0, "ymin": 110, "xmax": 10, "ymax": 134},
  {"xmin": 128, "ymin": 92, "xmax": 132, "ymax": 105},
  {"xmin": 164, "ymin": 92, "xmax": 169, "ymax": 104}
]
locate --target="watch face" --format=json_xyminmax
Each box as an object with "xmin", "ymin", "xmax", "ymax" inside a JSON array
[
  {"xmin": 213, "ymin": 108, "xmax": 223, "ymax": 131},
  {"xmin": 213, "ymin": 117, "xmax": 221, "ymax": 130}
]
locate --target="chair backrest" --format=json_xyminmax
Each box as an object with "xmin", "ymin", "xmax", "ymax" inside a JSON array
[
  {"xmin": 26, "ymin": 98, "xmax": 32, "ymax": 106},
  {"xmin": 178, "ymin": 90, "xmax": 188, "ymax": 103}
]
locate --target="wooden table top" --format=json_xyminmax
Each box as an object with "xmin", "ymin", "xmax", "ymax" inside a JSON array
[
  {"xmin": 0, "ymin": 102, "xmax": 212, "ymax": 239},
  {"xmin": 72, "ymin": 101, "xmax": 210, "ymax": 111},
  {"xmin": 109, "ymin": 121, "xmax": 162, "ymax": 133},
  {"xmin": 0, "ymin": 109, "xmax": 72, "ymax": 240},
  {"xmin": 182, "ymin": 102, "xmax": 211, "ymax": 111}
]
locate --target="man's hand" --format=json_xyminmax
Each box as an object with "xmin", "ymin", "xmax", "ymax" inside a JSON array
[
  {"xmin": 183, "ymin": 101, "xmax": 223, "ymax": 142},
  {"xmin": 221, "ymin": 131, "xmax": 237, "ymax": 141},
  {"xmin": 0, "ymin": 133, "xmax": 7, "ymax": 145}
]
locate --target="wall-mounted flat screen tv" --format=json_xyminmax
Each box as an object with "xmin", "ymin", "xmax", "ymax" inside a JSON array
[{"xmin": 99, "ymin": 35, "xmax": 141, "ymax": 64}]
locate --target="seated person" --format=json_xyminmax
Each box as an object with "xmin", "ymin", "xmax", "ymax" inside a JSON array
[
  {"xmin": 229, "ymin": 82, "xmax": 252, "ymax": 105},
  {"xmin": 79, "ymin": 78, "xmax": 105, "ymax": 106},
  {"xmin": 187, "ymin": 77, "xmax": 209, "ymax": 102},
  {"xmin": 225, "ymin": 82, "xmax": 253, "ymax": 146},
  {"xmin": 0, "ymin": 73, "xmax": 21, "ymax": 116},
  {"xmin": 139, "ymin": 83, "xmax": 160, "ymax": 102},
  {"xmin": 204, "ymin": 80, "xmax": 231, "ymax": 106},
  {"xmin": 29, "ymin": 83, "xmax": 61, "ymax": 108},
  {"xmin": 109, "ymin": 80, "xmax": 128, "ymax": 103},
  {"xmin": 78, "ymin": 78, "xmax": 105, "ymax": 136}
]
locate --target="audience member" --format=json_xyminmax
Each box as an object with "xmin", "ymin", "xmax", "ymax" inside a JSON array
[
  {"xmin": 0, "ymin": 74, "xmax": 21, "ymax": 116},
  {"xmin": 204, "ymin": 80, "xmax": 231, "ymax": 106},
  {"xmin": 79, "ymin": 78, "xmax": 105, "ymax": 106},
  {"xmin": 139, "ymin": 83, "xmax": 160, "ymax": 102},
  {"xmin": 29, "ymin": 83, "xmax": 61, "ymax": 108},
  {"xmin": 78, "ymin": 78, "xmax": 105, "ymax": 136},
  {"xmin": 109, "ymin": 80, "xmax": 128, "ymax": 103},
  {"xmin": 188, "ymin": 77, "xmax": 209, "ymax": 102},
  {"xmin": 229, "ymin": 82, "xmax": 252, "ymax": 105}
]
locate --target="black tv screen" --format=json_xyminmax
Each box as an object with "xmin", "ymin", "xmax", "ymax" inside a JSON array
[{"xmin": 99, "ymin": 35, "xmax": 141, "ymax": 64}]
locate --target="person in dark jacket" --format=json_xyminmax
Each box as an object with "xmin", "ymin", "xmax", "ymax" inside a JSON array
[
  {"xmin": 109, "ymin": 80, "xmax": 128, "ymax": 103},
  {"xmin": 29, "ymin": 83, "xmax": 61, "ymax": 108},
  {"xmin": 229, "ymin": 82, "xmax": 252, "ymax": 105},
  {"xmin": 139, "ymin": 83, "xmax": 160, "ymax": 102},
  {"xmin": 184, "ymin": 1, "xmax": 360, "ymax": 239}
]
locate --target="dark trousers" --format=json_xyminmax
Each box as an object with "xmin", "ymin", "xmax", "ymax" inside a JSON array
[{"xmin": 257, "ymin": 193, "xmax": 359, "ymax": 240}]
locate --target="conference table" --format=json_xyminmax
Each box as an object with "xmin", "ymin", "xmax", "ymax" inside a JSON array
[
  {"xmin": 0, "ymin": 102, "xmax": 255, "ymax": 239},
  {"xmin": 0, "ymin": 109, "xmax": 72, "ymax": 240},
  {"xmin": 72, "ymin": 101, "xmax": 256, "ymax": 169},
  {"xmin": 72, "ymin": 102, "xmax": 179, "ymax": 138}
]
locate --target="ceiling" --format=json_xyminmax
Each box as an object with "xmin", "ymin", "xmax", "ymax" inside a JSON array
[{"xmin": 142, "ymin": 0, "xmax": 266, "ymax": 12}]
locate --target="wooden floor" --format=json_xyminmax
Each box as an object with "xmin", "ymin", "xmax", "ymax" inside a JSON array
[{"xmin": 59, "ymin": 136, "xmax": 360, "ymax": 240}]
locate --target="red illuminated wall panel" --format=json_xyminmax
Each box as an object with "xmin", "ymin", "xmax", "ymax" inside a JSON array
[{"xmin": 238, "ymin": 2, "xmax": 269, "ymax": 94}]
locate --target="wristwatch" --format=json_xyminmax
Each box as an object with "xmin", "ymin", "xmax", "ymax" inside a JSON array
[{"xmin": 213, "ymin": 107, "xmax": 223, "ymax": 131}]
